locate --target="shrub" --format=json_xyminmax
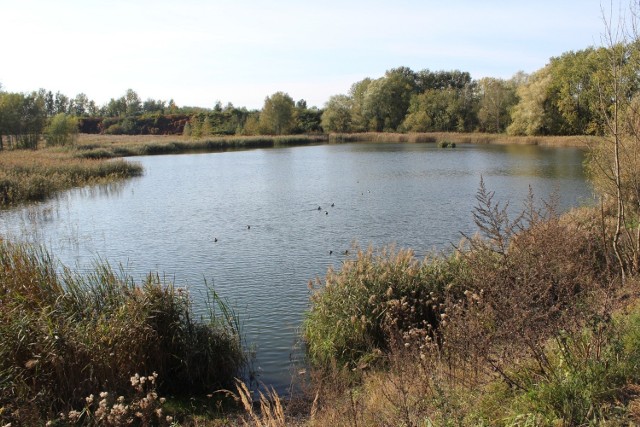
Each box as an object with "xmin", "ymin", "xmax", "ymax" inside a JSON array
[
  {"xmin": 104, "ymin": 123, "xmax": 124, "ymax": 135},
  {"xmin": 303, "ymin": 246, "xmax": 468, "ymax": 369},
  {"xmin": 44, "ymin": 113, "xmax": 79, "ymax": 147},
  {"xmin": 442, "ymin": 183, "xmax": 611, "ymax": 386},
  {"xmin": 473, "ymin": 301, "xmax": 640, "ymax": 425}
]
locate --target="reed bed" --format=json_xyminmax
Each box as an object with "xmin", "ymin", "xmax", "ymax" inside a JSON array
[
  {"xmin": 328, "ymin": 131, "xmax": 595, "ymax": 147},
  {"xmin": 0, "ymin": 241, "xmax": 245, "ymax": 425},
  {"xmin": 0, "ymin": 148, "xmax": 142, "ymax": 207},
  {"xmin": 75, "ymin": 134, "xmax": 328, "ymax": 159}
]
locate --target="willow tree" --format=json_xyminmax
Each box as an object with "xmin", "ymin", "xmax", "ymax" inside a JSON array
[{"xmin": 507, "ymin": 68, "xmax": 553, "ymax": 135}]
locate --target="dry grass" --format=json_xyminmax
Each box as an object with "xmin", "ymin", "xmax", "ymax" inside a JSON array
[
  {"xmin": 328, "ymin": 131, "xmax": 595, "ymax": 147},
  {"xmin": 75, "ymin": 133, "xmax": 328, "ymax": 158},
  {"xmin": 0, "ymin": 145, "xmax": 142, "ymax": 207}
]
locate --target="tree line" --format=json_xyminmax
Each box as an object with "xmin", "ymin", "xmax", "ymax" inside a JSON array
[{"xmin": 1, "ymin": 41, "xmax": 638, "ymax": 150}]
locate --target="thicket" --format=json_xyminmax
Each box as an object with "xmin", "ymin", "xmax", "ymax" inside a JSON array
[
  {"xmin": 0, "ymin": 241, "xmax": 245, "ymax": 425},
  {"xmin": 299, "ymin": 182, "xmax": 634, "ymax": 426}
]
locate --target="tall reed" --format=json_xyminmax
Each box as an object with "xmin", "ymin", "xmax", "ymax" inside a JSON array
[
  {"xmin": 0, "ymin": 241, "xmax": 245, "ymax": 424},
  {"xmin": 0, "ymin": 148, "xmax": 142, "ymax": 207}
]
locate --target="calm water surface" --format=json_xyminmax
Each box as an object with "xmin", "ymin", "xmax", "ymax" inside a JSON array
[{"xmin": 0, "ymin": 142, "xmax": 593, "ymax": 391}]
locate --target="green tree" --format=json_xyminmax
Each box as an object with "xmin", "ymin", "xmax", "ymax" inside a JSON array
[
  {"xmin": 507, "ymin": 68, "xmax": 553, "ymax": 135},
  {"xmin": 44, "ymin": 113, "xmax": 78, "ymax": 146},
  {"xmin": 53, "ymin": 91, "xmax": 69, "ymax": 115},
  {"xmin": 189, "ymin": 114, "xmax": 202, "ymax": 138},
  {"xmin": 416, "ymin": 69, "xmax": 473, "ymax": 92},
  {"xmin": 201, "ymin": 115, "xmax": 213, "ymax": 136},
  {"xmin": 0, "ymin": 92, "xmax": 24, "ymax": 149},
  {"xmin": 362, "ymin": 70, "xmax": 415, "ymax": 131},
  {"xmin": 142, "ymin": 98, "xmax": 166, "ymax": 114},
  {"xmin": 103, "ymin": 97, "xmax": 126, "ymax": 117},
  {"xmin": 72, "ymin": 93, "xmax": 89, "ymax": 117},
  {"xmin": 44, "ymin": 90, "xmax": 55, "ymax": 116},
  {"xmin": 477, "ymin": 77, "xmax": 518, "ymax": 133},
  {"xmin": 241, "ymin": 113, "xmax": 261, "ymax": 135},
  {"xmin": 402, "ymin": 86, "xmax": 475, "ymax": 132},
  {"xmin": 349, "ymin": 78, "xmax": 372, "ymax": 132},
  {"xmin": 293, "ymin": 100, "xmax": 322, "ymax": 134},
  {"xmin": 321, "ymin": 95, "xmax": 352, "ymax": 132},
  {"xmin": 125, "ymin": 89, "xmax": 142, "ymax": 116},
  {"xmin": 546, "ymin": 48, "xmax": 611, "ymax": 135},
  {"xmin": 259, "ymin": 92, "xmax": 295, "ymax": 135}
]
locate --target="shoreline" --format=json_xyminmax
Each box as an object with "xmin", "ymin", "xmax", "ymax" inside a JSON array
[{"xmin": 74, "ymin": 132, "xmax": 593, "ymax": 158}]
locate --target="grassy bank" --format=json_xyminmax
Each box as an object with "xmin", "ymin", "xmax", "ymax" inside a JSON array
[
  {"xmin": 0, "ymin": 241, "xmax": 245, "ymax": 425},
  {"xmin": 328, "ymin": 131, "xmax": 595, "ymax": 147}
]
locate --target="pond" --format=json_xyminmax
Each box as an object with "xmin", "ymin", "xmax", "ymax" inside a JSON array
[{"xmin": 0, "ymin": 142, "xmax": 594, "ymax": 392}]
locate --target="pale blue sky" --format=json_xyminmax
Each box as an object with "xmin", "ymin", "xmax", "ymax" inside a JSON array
[{"xmin": 1, "ymin": 0, "xmax": 612, "ymax": 109}]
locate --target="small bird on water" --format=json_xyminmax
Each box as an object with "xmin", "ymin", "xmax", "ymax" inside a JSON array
[{"xmin": 247, "ymin": 225, "xmax": 251, "ymax": 230}]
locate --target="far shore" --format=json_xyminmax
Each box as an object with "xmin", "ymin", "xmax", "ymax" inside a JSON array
[
  {"xmin": 75, "ymin": 131, "xmax": 593, "ymax": 158},
  {"xmin": 326, "ymin": 131, "xmax": 593, "ymax": 147}
]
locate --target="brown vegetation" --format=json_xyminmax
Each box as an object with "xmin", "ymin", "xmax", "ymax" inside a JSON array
[
  {"xmin": 0, "ymin": 147, "xmax": 142, "ymax": 207},
  {"xmin": 329, "ymin": 131, "xmax": 594, "ymax": 147},
  {"xmin": 295, "ymin": 184, "xmax": 640, "ymax": 426},
  {"xmin": 0, "ymin": 241, "xmax": 245, "ymax": 425}
]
